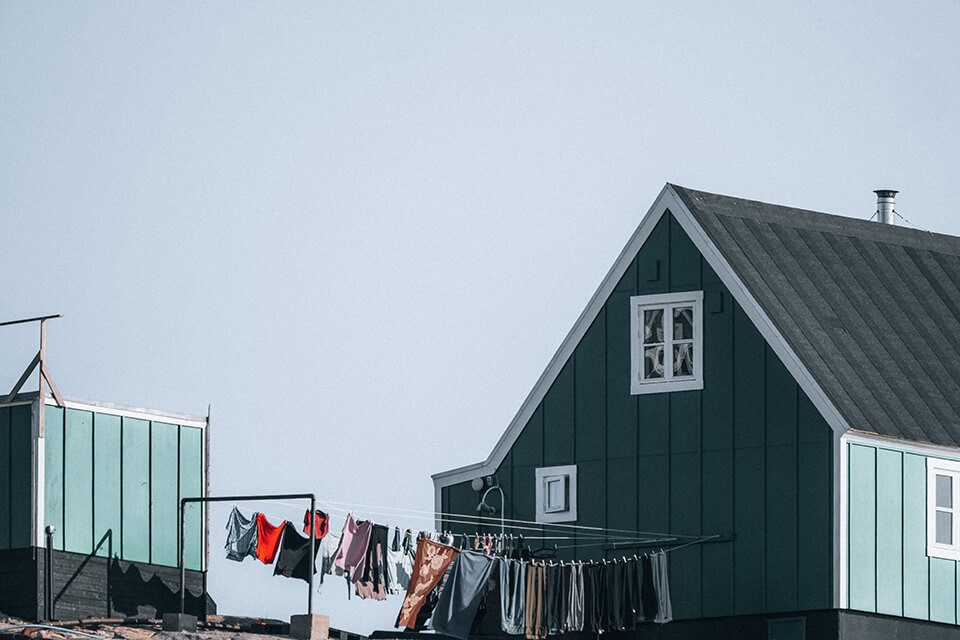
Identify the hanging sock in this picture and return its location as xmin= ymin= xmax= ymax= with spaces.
xmin=303 ymin=509 xmax=329 ymax=540
xmin=224 ymin=506 xmax=258 ymax=562
xmin=255 ymin=513 xmax=286 ymax=564
xmin=395 ymin=538 xmax=458 ymax=630
xmin=431 ymin=551 xmax=498 ymax=640
xmin=274 ymin=521 xmax=321 ymax=582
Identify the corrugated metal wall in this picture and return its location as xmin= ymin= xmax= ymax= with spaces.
xmin=847 ymin=441 xmax=957 ymax=624
xmin=44 ymin=405 xmax=204 ymax=570
xmin=442 ymin=211 xmax=835 ymax=620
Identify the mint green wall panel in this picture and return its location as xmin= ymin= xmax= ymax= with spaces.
xmin=180 ymin=426 xmax=203 ymax=570
xmin=638 ymin=394 xmax=669 ymax=456
xmin=875 ymin=448 xmax=903 ymax=616
xmin=930 ymin=557 xmax=956 ymax=623
xmin=44 ymin=405 xmax=64 ymax=550
xmin=93 ymin=413 xmax=122 ymax=557
xmin=512 ymin=407 xmax=542 ymax=468
xmin=902 ymin=453 xmax=929 ymax=619
xmin=0 ymin=407 xmax=11 ymax=548
xmin=122 ymin=417 xmax=150 ymax=562
xmin=151 ymin=421 xmax=179 ymax=566
xmin=848 ymin=443 xmax=877 ymax=612
xmin=64 ymin=409 xmax=94 ymax=553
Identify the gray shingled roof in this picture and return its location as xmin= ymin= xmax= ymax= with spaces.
xmin=673 ymin=184 xmax=960 ymax=447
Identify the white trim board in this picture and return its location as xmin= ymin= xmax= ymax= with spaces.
xmin=42 ymin=395 xmax=208 ymax=428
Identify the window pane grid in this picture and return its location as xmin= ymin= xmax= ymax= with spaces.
xmin=638 ymin=303 xmax=696 ymax=383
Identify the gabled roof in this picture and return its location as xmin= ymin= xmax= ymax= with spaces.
xmin=434 ymin=183 xmax=960 ymax=492
xmin=675 ymin=185 xmax=960 ymax=447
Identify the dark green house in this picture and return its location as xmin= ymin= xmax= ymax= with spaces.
xmin=0 ymin=391 xmax=209 ymax=620
xmin=434 ymin=185 xmax=960 ymax=639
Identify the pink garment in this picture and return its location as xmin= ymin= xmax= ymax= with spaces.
xmin=334 ymin=514 xmax=358 ymax=572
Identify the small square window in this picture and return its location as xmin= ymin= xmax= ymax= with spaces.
xmin=535 ymin=465 xmax=577 ymax=523
xmin=543 ymin=476 xmax=568 ymax=513
xmin=630 ymin=292 xmax=704 ymax=395
xmin=927 ymin=458 xmax=960 ymax=560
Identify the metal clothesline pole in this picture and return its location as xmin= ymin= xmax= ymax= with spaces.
xmin=179 ymin=493 xmax=317 ymax=617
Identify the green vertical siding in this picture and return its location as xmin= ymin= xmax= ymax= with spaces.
xmin=64 ymin=409 xmax=94 ymax=553
xmin=150 ymin=422 xmax=179 ymax=566
xmin=441 ymin=210 xmax=835 ymax=620
xmin=93 ymin=413 xmax=122 ymax=557
xmin=44 ymin=405 xmax=65 ymax=549
xmin=0 ymin=405 xmax=31 ymax=549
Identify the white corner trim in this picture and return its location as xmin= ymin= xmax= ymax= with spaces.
xmin=837 ymin=431 xmax=848 ymax=609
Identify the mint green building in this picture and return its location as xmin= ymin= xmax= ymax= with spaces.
xmin=0 ymin=391 xmax=208 ymax=620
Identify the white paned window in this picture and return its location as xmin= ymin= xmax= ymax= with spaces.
xmin=927 ymin=458 xmax=960 ymax=560
xmin=535 ymin=465 xmax=577 ymax=523
xmin=630 ymin=291 xmax=704 ymax=395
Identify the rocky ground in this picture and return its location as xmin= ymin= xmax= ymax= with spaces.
xmin=0 ymin=615 xmax=307 ymax=640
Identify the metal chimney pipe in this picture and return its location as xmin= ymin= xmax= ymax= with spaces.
xmin=875 ymin=189 xmax=898 ymax=224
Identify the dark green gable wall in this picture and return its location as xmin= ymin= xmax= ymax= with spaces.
xmin=441 ymin=212 xmax=834 ymax=620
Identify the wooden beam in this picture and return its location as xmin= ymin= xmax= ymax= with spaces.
xmin=4 ymin=351 xmax=40 ymax=404
xmin=41 ymin=368 xmax=64 ymax=408
xmin=0 ymin=313 xmax=62 ymax=328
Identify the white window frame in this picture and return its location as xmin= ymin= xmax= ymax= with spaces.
xmin=535 ymin=465 xmax=577 ymax=523
xmin=927 ymin=458 xmax=960 ymax=561
xmin=630 ymin=291 xmax=704 ymax=395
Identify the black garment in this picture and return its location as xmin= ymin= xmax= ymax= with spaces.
xmin=581 ymin=563 xmax=604 ymax=633
xmin=273 ymin=522 xmax=320 ymax=583
xmin=604 ymin=561 xmax=623 ymax=631
xmin=545 ymin=563 xmax=565 ymax=635
xmin=431 ymin=551 xmax=498 ymax=640
xmin=620 ymin=557 xmax=640 ymax=630
xmin=355 ymin=523 xmax=390 ymax=598
xmin=640 ymin=555 xmax=658 ymax=621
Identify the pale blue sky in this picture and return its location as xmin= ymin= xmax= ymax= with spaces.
xmin=2 ymin=1 xmax=959 ymax=632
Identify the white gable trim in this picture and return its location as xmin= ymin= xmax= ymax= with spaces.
xmin=431 ymin=183 xmax=677 ymax=491
xmin=432 ymin=185 xmax=853 ymax=565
